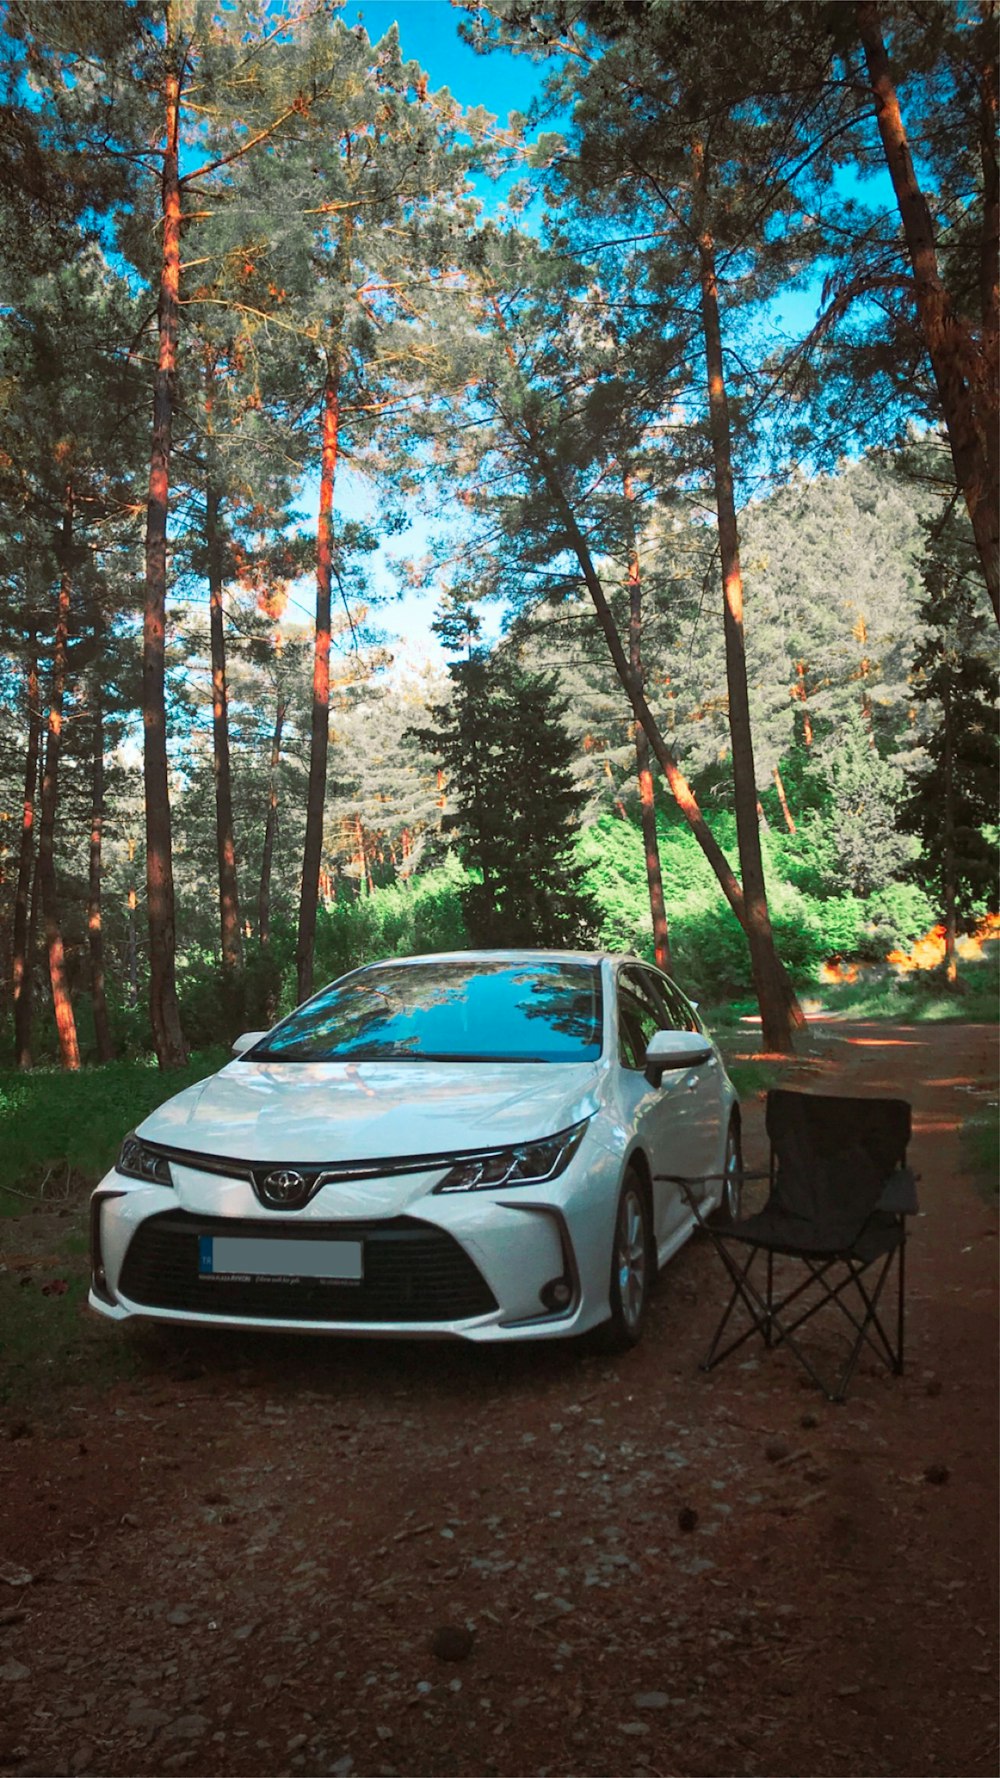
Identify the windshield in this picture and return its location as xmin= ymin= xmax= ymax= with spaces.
xmin=248 ymin=959 xmax=604 ymax=1064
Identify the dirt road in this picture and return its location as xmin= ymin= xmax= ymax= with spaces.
xmin=1 ymin=1020 xmax=996 ymax=1778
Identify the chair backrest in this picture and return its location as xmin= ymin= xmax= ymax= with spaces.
xmin=764 ymin=1089 xmax=911 ymax=1242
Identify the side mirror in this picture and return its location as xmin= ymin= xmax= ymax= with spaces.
xmin=231 ymin=1030 xmax=267 ymax=1058
xmin=644 ymin=1029 xmax=713 ymax=1088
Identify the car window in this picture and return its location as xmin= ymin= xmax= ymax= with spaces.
xmin=617 ymin=993 xmax=648 ymax=1070
xmin=640 ymin=967 xmax=699 ymax=1033
xmin=640 ymin=974 xmax=697 ymax=1038
xmin=249 ymin=959 xmax=603 ymax=1064
xmin=618 ymin=967 xmax=666 ymax=1071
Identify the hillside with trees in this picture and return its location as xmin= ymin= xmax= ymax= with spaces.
xmin=0 ymin=0 xmax=996 ymax=1070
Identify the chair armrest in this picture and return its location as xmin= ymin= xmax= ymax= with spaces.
xmin=876 ymin=1166 xmax=919 ymax=1216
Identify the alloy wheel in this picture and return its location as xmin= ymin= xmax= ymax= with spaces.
xmin=723 ymin=1119 xmax=744 ymax=1221
xmin=615 ymin=1182 xmax=647 ymax=1336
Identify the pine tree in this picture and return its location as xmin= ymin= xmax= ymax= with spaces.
xmin=413 ymin=606 xmax=596 ymax=947
xmin=900 ymin=535 xmax=998 ymax=979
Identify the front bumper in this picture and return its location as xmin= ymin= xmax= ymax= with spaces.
xmin=88 ymin=1156 xmax=610 ymax=1342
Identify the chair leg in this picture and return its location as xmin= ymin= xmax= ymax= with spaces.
xmin=765 ymin=1250 xmax=774 ymax=1348
xmin=769 ymin=1251 xmax=900 ymax=1382
xmin=712 ymin=1246 xmax=906 ymax=1403
xmin=702 ymin=1248 xmax=764 ymax=1370
xmin=896 ymin=1233 xmax=906 ymax=1375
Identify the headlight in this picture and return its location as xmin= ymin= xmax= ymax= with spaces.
xmin=434 ymin=1120 xmax=589 ymax=1194
xmin=117 ymin=1133 xmax=174 ymax=1187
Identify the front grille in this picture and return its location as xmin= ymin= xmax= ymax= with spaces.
xmin=118 ymin=1211 xmax=497 ymax=1323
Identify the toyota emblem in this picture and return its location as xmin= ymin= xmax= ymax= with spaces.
xmin=258 ymin=1167 xmax=310 ymax=1208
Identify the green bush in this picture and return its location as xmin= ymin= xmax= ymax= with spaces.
xmin=0 ymin=1049 xmax=227 ymax=1200
xmin=178 ymin=942 xmax=290 ymax=1048
xmin=312 ymin=862 xmax=468 ymax=986
xmin=666 ymin=904 xmax=752 ymax=1001
xmin=856 ymin=883 xmax=937 ymax=959
xmin=578 ymin=808 xmax=944 ymax=994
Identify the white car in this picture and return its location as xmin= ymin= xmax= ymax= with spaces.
xmin=89 ymin=951 xmax=741 ymax=1349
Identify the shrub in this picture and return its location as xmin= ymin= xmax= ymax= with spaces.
xmin=312 ymin=862 xmax=468 ymax=986
xmin=178 ymin=944 xmax=289 ymax=1048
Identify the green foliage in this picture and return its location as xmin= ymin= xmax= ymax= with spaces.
xmin=174 ymin=866 xmax=472 ymax=1043
xmin=574 ymin=803 xmax=946 ymax=1004
xmin=0 ymin=3 xmax=996 ymax=1074
xmin=815 ymin=949 xmax=999 ymax=1024
xmin=178 ymin=945 xmax=290 ymax=1049
xmin=852 ymin=883 xmax=938 ymax=961
xmin=413 ymin=623 xmax=597 ymax=947
xmin=900 ymin=544 xmax=999 ymax=921
xmin=0 ymin=1051 xmax=227 ymax=1202
xmin=312 ymin=862 xmax=469 ymax=987
xmin=813 ymin=710 xmax=919 ymax=897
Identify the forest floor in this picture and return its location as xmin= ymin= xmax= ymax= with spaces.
xmin=0 ymin=1019 xmax=996 ymax=1778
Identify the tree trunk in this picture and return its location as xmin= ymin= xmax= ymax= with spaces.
xmin=37 ymin=489 xmax=81 ymax=1070
xmin=12 ymin=640 xmax=41 ymax=1068
xmin=488 ymin=292 xmax=805 ymax=1031
xmin=793 ymin=660 xmax=814 ymax=746
xmin=258 ymin=695 xmax=286 ymax=949
xmin=553 ymin=480 xmax=801 ymax=1029
xmin=296 ymin=356 xmax=340 ymax=1005
xmin=206 ymin=483 xmax=243 ymax=971
xmin=547 ymin=474 xmax=772 ymax=939
xmin=773 ymin=765 xmax=796 ymax=835
xmin=142 ymin=53 xmax=187 ymax=1065
xmin=126 ymin=837 xmax=139 ymax=1009
xmin=25 ymin=823 xmax=41 ymax=1060
xmin=979 ymin=7 xmax=999 ymax=583
xmin=693 ymin=142 xmax=795 ymax=1053
xmin=87 ymin=667 xmax=115 ymax=1063
xmin=625 ymin=472 xmax=670 ymax=972
xmin=942 ymin=672 xmax=958 ymax=984
xmin=857 ymin=0 xmax=1000 ymax=620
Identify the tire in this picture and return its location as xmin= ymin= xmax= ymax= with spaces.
xmin=604 ymin=1167 xmax=652 ymax=1351
xmin=716 ymin=1115 xmax=744 ymax=1224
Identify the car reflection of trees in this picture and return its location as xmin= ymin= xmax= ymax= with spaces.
xmin=515 ymin=973 xmax=602 ymax=1050
xmin=260 ymin=962 xmax=602 ymax=1062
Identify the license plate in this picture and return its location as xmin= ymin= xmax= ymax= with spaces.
xmin=198 ymin=1236 xmax=363 ymax=1283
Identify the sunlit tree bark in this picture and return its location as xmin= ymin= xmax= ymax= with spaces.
xmin=11 ymin=637 xmax=41 ymax=1068
xmin=856 ymin=0 xmax=1000 ymax=620
xmin=625 ymin=472 xmax=670 ymax=972
xmin=296 ymin=355 xmax=340 ymax=1005
xmin=258 ymin=694 xmax=286 ymax=950
xmin=693 ymin=138 xmax=793 ymax=1053
xmin=142 ymin=51 xmax=187 ymax=1066
xmin=206 ymin=482 xmax=243 ymax=971
xmin=37 ymin=485 xmax=80 ymax=1070
xmin=87 ymin=663 xmax=114 ymax=1063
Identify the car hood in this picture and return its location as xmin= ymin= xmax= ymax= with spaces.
xmin=139 ymin=1057 xmax=605 ymax=1165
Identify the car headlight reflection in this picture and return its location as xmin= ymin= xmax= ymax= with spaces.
xmin=435 ymin=1120 xmax=589 ymax=1194
xmin=117 ymin=1133 xmax=174 ymax=1187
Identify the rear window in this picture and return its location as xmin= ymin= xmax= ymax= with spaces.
xmin=249 ymin=960 xmax=604 ymax=1064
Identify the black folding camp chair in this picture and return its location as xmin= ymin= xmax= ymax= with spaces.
xmin=685 ymin=1089 xmax=918 ymax=1402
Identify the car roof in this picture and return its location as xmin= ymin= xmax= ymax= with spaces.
xmin=356 ymin=949 xmax=632 ymax=969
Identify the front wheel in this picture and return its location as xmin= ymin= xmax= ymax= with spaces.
xmin=716 ymin=1115 xmax=744 ymax=1223
xmin=604 ymin=1168 xmax=651 ymax=1352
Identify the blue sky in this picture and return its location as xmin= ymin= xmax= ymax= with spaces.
xmin=351 ymin=1 xmax=544 ymax=114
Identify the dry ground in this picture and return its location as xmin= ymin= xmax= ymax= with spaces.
xmin=0 ymin=1019 xmax=997 ymax=1778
